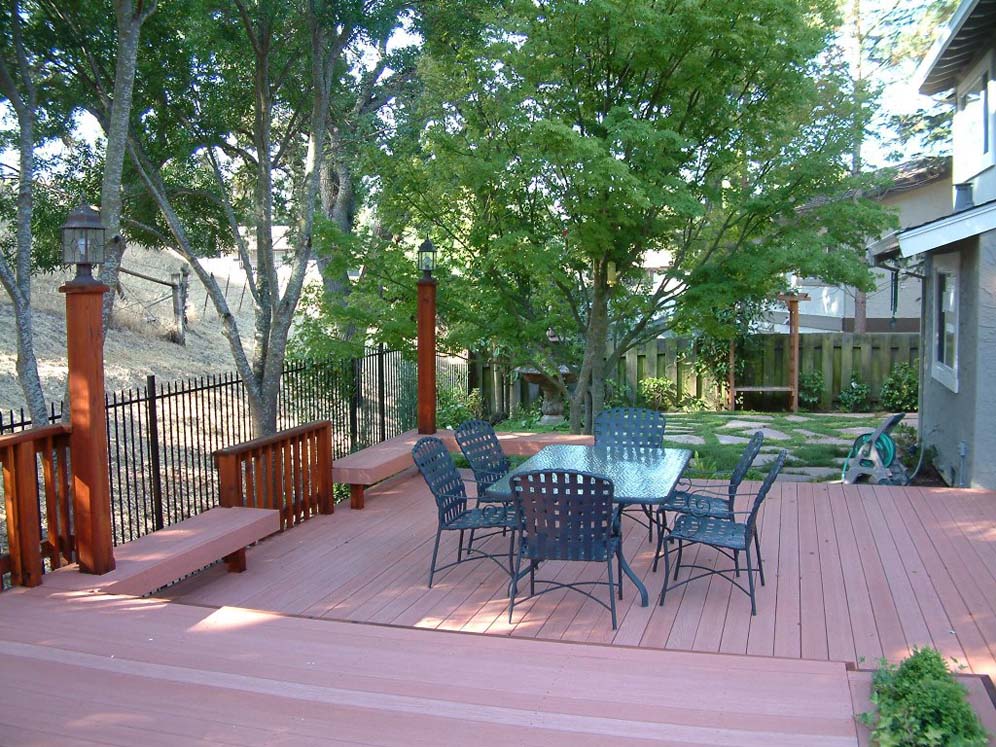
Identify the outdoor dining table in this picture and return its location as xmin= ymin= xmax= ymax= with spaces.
xmin=487 ymin=444 xmax=694 ymax=606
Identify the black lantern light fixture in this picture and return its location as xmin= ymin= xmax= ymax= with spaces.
xmin=61 ymin=204 xmax=106 ymax=282
xmin=418 ymin=237 xmax=436 ymax=278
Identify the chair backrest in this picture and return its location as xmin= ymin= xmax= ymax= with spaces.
xmin=511 ymin=469 xmax=614 ymax=562
xmin=454 ymin=419 xmax=510 ymax=489
xmin=728 ymin=431 xmax=765 ymax=502
xmin=745 ymin=450 xmax=787 ymax=534
xmin=412 ymin=436 xmax=467 ymax=523
xmin=593 ymin=407 xmax=666 ymax=449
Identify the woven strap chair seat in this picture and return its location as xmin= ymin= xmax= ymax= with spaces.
xmin=445 ymin=504 xmax=520 ymax=531
xmin=670 ymin=514 xmax=750 ymax=550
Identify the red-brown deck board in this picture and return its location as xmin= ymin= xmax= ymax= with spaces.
xmin=159 ymin=476 xmax=996 ymax=682
xmin=0 ymin=590 xmax=861 ymax=746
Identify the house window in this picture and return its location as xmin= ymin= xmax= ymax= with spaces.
xmin=932 ymin=255 xmax=958 ymax=393
xmin=953 ymin=55 xmax=994 ymax=181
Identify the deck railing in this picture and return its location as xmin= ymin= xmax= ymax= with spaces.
xmin=214 ymin=421 xmax=333 ymax=531
xmin=0 ymin=424 xmax=74 ymax=588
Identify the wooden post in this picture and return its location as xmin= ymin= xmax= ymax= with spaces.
xmin=778 ymin=292 xmax=810 ymax=413
xmin=60 ymin=279 xmax=115 ymax=574
xmin=417 ymin=275 xmax=437 ymax=434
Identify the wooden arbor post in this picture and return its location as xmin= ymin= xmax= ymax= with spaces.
xmin=417 ymin=270 xmax=437 ymax=435
xmin=60 ymin=277 xmax=116 ymax=574
xmin=777 ymin=292 xmax=810 ymax=413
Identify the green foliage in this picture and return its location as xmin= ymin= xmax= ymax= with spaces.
xmin=371 ymin=0 xmax=893 ymax=424
xmin=838 ymin=376 xmax=872 ymax=412
xmin=504 ymin=401 xmax=543 ymax=430
xmin=799 ymin=370 xmax=825 ymax=411
xmin=863 ymin=648 xmax=988 ymax=747
xmin=436 ymin=386 xmax=483 ymax=429
xmin=880 ymin=363 xmax=919 ymax=412
xmin=639 ymin=377 xmax=678 ymax=411
xmin=604 ymin=379 xmax=634 ymax=409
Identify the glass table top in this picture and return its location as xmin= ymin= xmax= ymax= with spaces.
xmin=487 ymin=444 xmax=693 ymax=506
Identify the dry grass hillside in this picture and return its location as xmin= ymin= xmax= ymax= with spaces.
xmin=0 ymin=245 xmax=264 ymax=415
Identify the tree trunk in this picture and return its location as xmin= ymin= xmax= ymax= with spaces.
xmin=568 ymin=262 xmax=609 ymax=434
xmin=99 ymin=0 xmax=157 ymax=327
xmin=316 ymin=153 xmax=358 ymax=341
xmin=0 ymin=8 xmax=49 ymax=427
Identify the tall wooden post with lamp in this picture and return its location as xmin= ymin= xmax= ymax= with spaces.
xmin=59 ymin=204 xmax=115 ymax=574
xmin=417 ymin=238 xmax=437 ymax=434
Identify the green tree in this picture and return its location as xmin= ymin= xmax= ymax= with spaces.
xmin=373 ymin=0 xmax=892 ymax=432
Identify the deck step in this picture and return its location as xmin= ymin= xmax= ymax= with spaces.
xmin=0 ymin=591 xmax=860 ymax=746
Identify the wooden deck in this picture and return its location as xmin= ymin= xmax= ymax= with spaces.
xmin=0 ymin=589 xmax=862 ymax=746
xmin=162 ymin=474 xmax=996 ymax=680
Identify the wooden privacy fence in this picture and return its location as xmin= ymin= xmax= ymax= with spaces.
xmin=1 ymin=424 xmax=74 ymax=588
xmin=616 ymin=332 xmax=920 ymax=409
xmin=214 ymin=421 xmax=333 ymax=531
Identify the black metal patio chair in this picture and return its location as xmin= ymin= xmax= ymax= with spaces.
xmin=652 ymin=431 xmax=765 ymax=571
xmin=657 ymin=450 xmax=786 ymax=616
xmin=454 ymin=419 xmax=512 ymax=501
xmin=594 ymin=407 xmax=667 ymax=542
xmin=509 ymin=469 xmax=624 ymax=629
xmin=594 ymin=407 xmax=667 ymax=449
xmin=412 ymin=436 xmax=519 ymax=588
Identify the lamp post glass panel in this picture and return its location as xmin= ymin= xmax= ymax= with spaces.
xmin=417 ymin=238 xmax=437 ymax=434
xmin=61 ymin=204 xmax=106 ymax=282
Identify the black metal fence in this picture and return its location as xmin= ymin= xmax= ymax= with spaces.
xmin=1 ymin=349 xmax=467 ymax=547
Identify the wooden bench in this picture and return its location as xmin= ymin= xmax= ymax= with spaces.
xmin=332 ymin=429 xmax=595 ymax=509
xmin=333 ymin=430 xmax=457 ymax=509
xmin=43 ymin=506 xmax=279 ymax=596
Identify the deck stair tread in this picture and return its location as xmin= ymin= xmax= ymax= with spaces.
xmin=0 ymin=590 xmax=860 ymax=746
xmin=41 ymin=506 xmax=279 ymax=596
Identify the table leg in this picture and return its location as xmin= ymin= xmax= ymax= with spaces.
xmin=614 ymin=506 xmax=649 ymax=607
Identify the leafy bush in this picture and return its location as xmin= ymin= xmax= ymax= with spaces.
xmin=639 ymin=377 xmax=679 ymax=411
xmin=880 ymin=363 xmax=919 ymax=412
xmin=505 ymin=401 xmax=542 ymax=429
xmin=604 ymin=378 xmax=634 ymax=408
xmin=436 ymin=386 xmax=483 ymax=429
xmin=838 ymin=376 xmax=871 ymax=412
xmin=862 ymin=647 xmax=988 ymax=747
xmin=799 ymin=370 xmax=825 ymax=410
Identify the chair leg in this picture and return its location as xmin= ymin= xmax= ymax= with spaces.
xmin=508 ymin=549 xmax=523 ymax=622
xmin=606 ymin=555 xmax=618 ymax=630
xmin=673 ymin=540 xmax=684 ymax=581
xmin=529 ymin=561 xmax=536 ymax=597
xmin=745 ymin=544 xmax=757 ymax=616
xmin=458 ymin=529 xmax=465 ymax=562
xmin=659 ymin=539 xmax=671 ymax=606
xmin=643 ymin=504 xmax=654 ymax=543
xmin=507 ymin=529 xmax=516 ymax=581
xmin=734 ymin=550 xmax=740 ymax=577
xmin=428 ymin=528 xmax=442 ymax=588
xmin=617 ymin=545 xmax=624 ymax=600
xmin=754 ymin=528 xmax=765 ymax=586
xmin=653 ymin=512 xmax=666 ymax=573
xmin=467 ymin=528 xmax=476 ymax=553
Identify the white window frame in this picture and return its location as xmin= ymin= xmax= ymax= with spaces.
xmin=953 ymin=52 xmax=995 ymax=183
xmin=932 ymin=253 xmax=959 ymax=393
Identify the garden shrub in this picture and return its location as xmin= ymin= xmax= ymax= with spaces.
xmin=799 ymin=370 xmax=824 ymax=410
xmin=436 ymin=385 xmax=483 ymax=428
xmin=639 ymin=377 xmax=679 ymax=411
xmin=880 ymin=363 xmax=919 ymax=412
xmin=505 ymin=401 xmax=542 ymax=429
xmin=862 ymin=647 xmax=988 ymax=746
xmin=838 ymin=376 xmax=871 ymax=412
